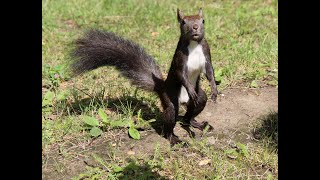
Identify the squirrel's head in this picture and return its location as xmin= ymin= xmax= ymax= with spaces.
xmin=177 ymin=8 xmax=205 ymax=42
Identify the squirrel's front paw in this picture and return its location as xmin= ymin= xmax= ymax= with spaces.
xmin=189 ymin=89 xmax=199 ymax=106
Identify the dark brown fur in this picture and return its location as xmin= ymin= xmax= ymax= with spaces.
xmin=161 ymin=9 xmax=218 ymax=144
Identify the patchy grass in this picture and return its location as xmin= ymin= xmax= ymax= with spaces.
xmin=42 ymin=0 xmax=278 ymax=179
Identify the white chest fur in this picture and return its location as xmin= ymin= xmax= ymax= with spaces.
xmin=179 ymin=41 xmax=206 ymax=104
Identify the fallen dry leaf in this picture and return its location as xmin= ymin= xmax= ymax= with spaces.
xmin=151 ymin=32 xmax=159 ymax=37
xmin=198 ymin=159 xmax=211 ymax=166
xmin=127 ymin=150 xmax=135 ymax=155
xmin=227 ymin=155 xmax=238 ymax=159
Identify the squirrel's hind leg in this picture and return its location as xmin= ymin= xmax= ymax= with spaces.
xmin=183 ymin=88 xmax=214 ymax=132
xmin=161 ymin=100 xmax=183 ymax=146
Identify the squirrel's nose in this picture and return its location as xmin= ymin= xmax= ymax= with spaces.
xmin=193 ymin=24 xmax=199 ymax=30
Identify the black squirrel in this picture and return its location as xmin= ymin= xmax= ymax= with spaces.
xmin=70 ymin=8 xmax=218 ymax=145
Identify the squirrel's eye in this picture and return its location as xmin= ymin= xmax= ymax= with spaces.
xmin=202 ymin=19 xmax=205 ymax=24
xmin=181 ymin=20 xmax=186 ymax=25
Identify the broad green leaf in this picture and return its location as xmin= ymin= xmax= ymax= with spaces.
xmin=215 ymin=68 xmax=223 ymax=83
xmin=250 ymin=80 xmax=258 ymax=88
xmin=128 ymin=127 xmax=140 ymax=140
xmin=112 ymin=165 xmax=123 ymax=173
xmin=83 ymin=116 xmax=99 ymax=127
xmin=43 ymin=91 xmax=54 ymax=101
xmin=98 ymin=108 xmax=108 ymax=123
xmin=42 ymin=99 xmax=52 ymax=107
xmin=90 ymin=127 xmax=103 ymax=137
xmin=215 ymin=68 xmax=223 ymax=76
xmin=215 ymin=75 xmax=222 ymax=83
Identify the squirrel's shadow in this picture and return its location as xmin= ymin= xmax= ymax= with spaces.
xmin=252 ymin=111 xmax=278 ymax=150
xmin=117 ymin=159 xmax=167 ymax=180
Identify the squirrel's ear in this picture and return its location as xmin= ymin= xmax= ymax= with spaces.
xmin=199 ymin=8 xmax=203 ymax=17
xmin=177 ymin=8 xmax=184 ymax=23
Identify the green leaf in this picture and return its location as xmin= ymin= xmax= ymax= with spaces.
xmin=110 ymin=120 xmax=129 ymax=128
xmin=216 ymin=68 xmax=223 ymax=76
xmin=215 ymin=68 xmax=223 ymax=83
xmin=57 ymin=90 xmax=69 ymax=101
xmin=90 ymin=127 xmax=102 ymax=137
xmin=224 ymin=149 xmax=238 ymax=159
xmin=237 ymin=143 xmax=249 ymax=157
xmin=250 ymin=80 xmax=258 ymax=88
xmin=42 ymin=99 xmax=51 ymax=107
xmin=257 ymin=69 xmax=267 ymax=78
xmin=43 ymin=91 xmax=55 ymax=101
xmin=83 ymin=116 xmax=99 ymax=127
xmin=42 ymin=91 xmax=55 ymax=107
xmin=98 ymin=108 xmax=108 ymax=123
xmin=112 ymin=165 xmax=123 ymax=173
xmin=224 ymin=149 xmax=238 ymax=155
xmin=128 ymin=127 xmax=140 ymax=140
xmin=215 ymin=76 xmax=222 ymax=83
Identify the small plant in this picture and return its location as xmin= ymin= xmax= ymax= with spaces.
xmin=43 ymin=64 xmax=69 ymax=89
xmin=72 ymin=166 xmax=106 ymax=180
xmin=147 ymin=143 xmax=164 ymax=169
xmin=98 ymin=108 xmax=130 ymax=129
xmin=214 ymin=68 xmax=224 ymax=84
xmin=42 ymin=91 xmax=55 ymax=107
xmin=42 ymin=89 xmax=70 ymax=115
xmin=236 ymin=142 xmax=249 ymax=158
xmin=133 ymin=109 xmax=156 ymax=129
xmin=82 ymin=109 xmax=127 ymax=137
xmin=42 ymin=90 xmax=70 ymax=107
xmin=115 ymin=100 xmax=156 ymax=139
xmin=225 ymin=142 xmax=249 ymax=159
xmin=83 ymin=108 xmax=150 ymax=139
xmin=83 ymin=115 xmax=103 ymax=137
xmin=128 ymin=109 xmax=157 ymax=140
xmin=250 ymin=80 xmax=258 ymax=88
xmin=128 ymin=123 xmax=140 ymax=140
xmin=42 ymin=90 xmax=55 ymax=115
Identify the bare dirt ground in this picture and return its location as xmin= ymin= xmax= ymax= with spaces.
xmin=42 ymin=86 xmax=278 ymax=179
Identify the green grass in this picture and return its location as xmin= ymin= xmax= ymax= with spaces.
xmin=42 ymin=0 xmax=278 ymax=179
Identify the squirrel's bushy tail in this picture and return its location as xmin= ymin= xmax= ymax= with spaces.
xmin=70 ymin=29 xmax=165 ymax=92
